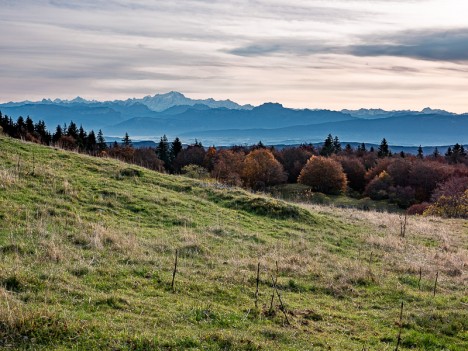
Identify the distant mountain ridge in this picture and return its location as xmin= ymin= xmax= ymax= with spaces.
xmin=1 ymin=91 xmax=253 ymax=112
xmin=1 ymin=92 xmax=467 ymax=146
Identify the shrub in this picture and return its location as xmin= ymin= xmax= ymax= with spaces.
xmin=364 ymin=171 xmax=393 ymax=200
xmin=241 ymin=149 xmax=287 ymax=189
xmin=212 ymin=150 xmax=245 ymax=186
xmin=275 ymin=147 xmax=313 ymax=183
xmin=298 ymin=156 xmax=347 ymax=195
xmin=388 ymin=185 xmax=416 ymax=208
xmin=407 ymin=202 xmax=431 ymax=215
xmin=337 ymin=157 xmax=366 ymax=192
xmin=409 ymin=160 xmax=451 ymax=201
xmin=181 ymin=164 xmax=210 ymax=179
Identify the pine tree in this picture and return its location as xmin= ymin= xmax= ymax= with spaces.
xmin=86 ymin=130 xmax=97 ymax=152
xmin=320 ymin=134 xmax=335 ymax=156
xmin=417 ymin=145 xmax=424 ymax=159
xmin=25 ymin=116 xmax=35 ymax=134
xmin=97 ymin=129 xmax=107 ymax=151
xmin=122 ymin=132 xmax=132 ymax=147
xmin=156 ymin=135 xmax=171 ymax=170
xmin=170 ymin=137 xmax=183 ymax=161
xmin=53 ymin=125 xmax=63 ymax=144
xmin=432 ymin=147 xmax=440 ymax=158
xmin=445 ymin=146 xmax=452 ymax=157
xmin=333 ymin=136 xmax=342 ymax=153
xmin=377 ymin=138 xmax=390 ymax=158
xmin=77 ymin=125 xmax=87 ymax=150
xmin=67 ymin=121 xmax=78 ymax=139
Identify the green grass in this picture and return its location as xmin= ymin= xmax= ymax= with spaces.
xmin=269 ymin=183 xmax=403 ymax=212
xmin=0 ymin=135 xmax=467 ymax=350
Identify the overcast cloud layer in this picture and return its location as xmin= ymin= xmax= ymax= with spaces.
xmin=1 ymin=0 xmax=468 ymax=112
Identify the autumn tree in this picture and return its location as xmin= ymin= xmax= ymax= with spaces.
xmin=173 ymin=143 xmax=206 ymax=172
xmin=242 ymin=149 xmax=286 ymax=189
xmin=212 ymin=149 xmax=245 ymax=186
xmin=274 ymin=147 xmax=313 ymax=183
xmin=409 ymin=160 xmax=451 ymax=201
xmin=336 ymin=156 xmax=366 ymax=192
xmin=298 ymin=156 xmax=347 ymax=195
xmin=365 ymin=171 xmax=393 ymax=200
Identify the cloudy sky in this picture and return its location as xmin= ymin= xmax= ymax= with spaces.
xmin=2 ymin=0 xmax=468 ymax=112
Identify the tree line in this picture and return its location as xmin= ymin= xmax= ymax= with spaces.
xmin=1 ymin=112 xmax=466 ymax=218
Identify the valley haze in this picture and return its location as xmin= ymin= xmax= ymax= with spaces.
xmin=1 ymin=92 xmax=467 ymax=147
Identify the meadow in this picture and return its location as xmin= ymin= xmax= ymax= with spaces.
xmin=0 ymin=135 xmax=466 ymax=350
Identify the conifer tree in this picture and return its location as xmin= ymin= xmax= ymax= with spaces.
xmin=97 ymin=129 xmax=107 ymax=151
xmin=156 ymin=135 xmax=171 ymax=170
xmin=417 ymin=145 xmax=424 ymax=159
xmin=122 ymin=132 xmax=132 ymax=147
xmin=53 ymin=125 xmax=63 ymax=144
xmin=320 ymin=134 xmax=335 ymax=156
xmin=170 ymin=137 xmax=183 ymax=161
xmin=378 ymin=138 xmax=389 ymax=158
xmin=333 ymin=136 xmax=342 ymax=153
xmin=67 ymin=121 xmax=78 ymax=139
xmin=87 ymin=130 xmax=97 ymax=151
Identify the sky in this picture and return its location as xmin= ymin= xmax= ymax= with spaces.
xmin=1 ymin=0 xmax=468 ymax=112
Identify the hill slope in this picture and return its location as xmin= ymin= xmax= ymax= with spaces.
xmin=0 ymin=135 xmax=467 ymax=350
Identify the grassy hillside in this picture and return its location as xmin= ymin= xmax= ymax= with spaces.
xmin=0 ymin=135 xmax=467 ymax=350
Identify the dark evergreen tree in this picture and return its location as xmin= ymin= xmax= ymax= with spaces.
xmin=399 ymin=151 xmax=405 ymax=158
xmin=333 ymin=136 xmax=342 ymax=153
xmin=320 ymin=134 xmax=335 ymax=156
xmin=417 ymin=145 xmax=424 ymax=159
xmin=432 ymin=147 xmax=440 ymax=158
xmin=86 ymin=130 xmax=97 ymax=152
xmin=170 ymin=137 xmax=183 ymax=162
xmin=97 ymin=129 xmax=107 ymax=151
xmin=156 ymin=135 xmax=171 ymax=170
xmin=53 ymin=125 xmax=63 ymax=144
xmin=67 ymin=121 xmax=78 ymax=139
xmin=122 ymin=132 xmax=132 ymax=147
xmin=377 ymin=138 xmax=389 ymax=158
xmin=25 ymin=116 xmax=35 ymax=134
xmin=445 ymin=146 xmax=452 ymax=157
xmin=77 ymin=125 xmax=87 ymax=150
xmin=15 ymin=116 xmax=26 ymax=138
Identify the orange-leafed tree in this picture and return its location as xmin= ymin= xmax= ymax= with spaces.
xmin=298 ymin=156 xmax=347 ymax=194
xmin=212 ymin=149 xmax=245 ymax=186
xmin=242 ymin=149 xmax=286 ymax=189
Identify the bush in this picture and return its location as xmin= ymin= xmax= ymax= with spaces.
xmin=242 ymin=149 xmax=287 ymax=189
xmin=337 ymin=157 xmax=366 ymax=192
xmin=298 ymin=156 xmax=347 ymax=195
xmin=388 ymin=185 xmax=416 ymax=208
xmin=364 ymin=171 xmax=393 ymax=200
xmin=212 ymin=150 xmax=245 ymax=186
xmin=424 ymin=189 xmax=468 ymax=218
xmin=181 ymin=164 xmax=210 ymax=179
xmin=407 ymin=202 xmax=431 ymax=215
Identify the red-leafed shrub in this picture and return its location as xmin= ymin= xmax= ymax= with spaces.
xmin=242 ymin=149 xmax=287 ymax=189
xmin=298 ymin=156 xmax=347 ymax=195
xmin=365 ymin=171 xmax=393 ymax=200
xmin=337 ymin=157 xmax=366 ymax=192
xmin=407 ymin=202 xmax=431 ymax=215
xmin=212 ymin=150 xmax=245 ymax=186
